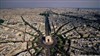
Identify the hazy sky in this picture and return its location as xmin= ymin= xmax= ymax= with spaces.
xmin=0 ymin=0 xmax=100 ymax=8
